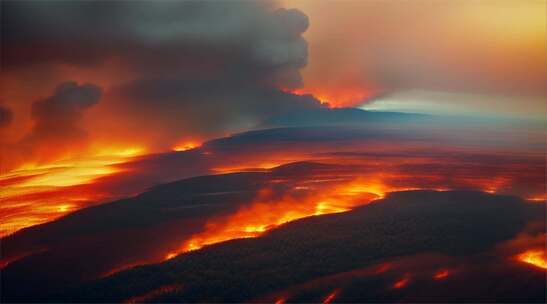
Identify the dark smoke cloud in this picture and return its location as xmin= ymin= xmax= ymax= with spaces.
xmin=0 ymin=105 xmax=13 ymax=128
xmin=23 ymin=81 xmax=102 ymax=145
xmin=1 ymin=1 xmax=309 ymax=89
xmin=2 ymin=1 xmax=319 ymax=143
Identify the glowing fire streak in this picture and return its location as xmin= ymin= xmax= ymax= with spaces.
xmin=165 ymin=180 xmax=384 ymax=259
xmin=392 ymin=275 xmax=410 ymax=289
xmin=433 ymin=269 xmax=450 ymax=280
xmin=517 ymin=249 xmax=547 ymax=270
xmin=322 ymin=290 xmax=340 ymax=304
xmin=173 ymin=141 xmax=201 ymax=152
xmin=374 ymin=263 xmax=391 ymax=274
xmin=0 ymin=146 xmax=145 ymax=237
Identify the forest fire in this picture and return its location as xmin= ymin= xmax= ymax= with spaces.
xmin=517 ymin=249 xmax=547 ymax=270
xmin=165 ymin=179 xmax=384 ymax=259
xmin=0 ymin=147 xmax=145 ymax=237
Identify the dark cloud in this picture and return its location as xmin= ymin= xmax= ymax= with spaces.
xmin=2 ymin=1 xmax=319 ymax=143
xmin=0 ymin=105 xmax=13 ymax=128
xmin=23 ymin=81 xmax=101 ymax=145
xmin=1 ymin=1 xmax=308 ymax=88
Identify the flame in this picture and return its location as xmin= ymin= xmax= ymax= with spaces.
xmin=0 ymin=146 xmax=146 ymax=237
xmin=517 ymin=249 xmax=547 ymax=270
xmin=433 ymin=269 xmax=450 ymax=280
xmin=173 ymin=141 xmax=201 ymax=152
xmin=165 ymin=180 xmax=383 ymax=257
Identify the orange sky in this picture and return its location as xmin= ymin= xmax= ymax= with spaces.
xmin=287 ymin=0 xmax=546 ymax=112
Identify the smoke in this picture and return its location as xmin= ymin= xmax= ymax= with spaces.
xmin=0 ymin=81 xmax=102 ymax=169
xmin=0 ymin=105 xmax=13 ymax=128
xmin=22 ymin=81 xmax=101 ymax=145
xmin=2 ymin=1 xmax=323 ymax=149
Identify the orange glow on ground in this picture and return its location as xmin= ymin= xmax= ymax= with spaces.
xmin=517 ymin=249 xmax=547 ymax=270
xmin=433 ymin=269 xmax=450 ymax=280
xmin=165 ymin=180 xmax=384 ymax=258
xmin=0 ymin=146 xmax=145 ymax=237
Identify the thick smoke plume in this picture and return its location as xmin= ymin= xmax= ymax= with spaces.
xmin=2 ymin=1 xmax=322 ymax=149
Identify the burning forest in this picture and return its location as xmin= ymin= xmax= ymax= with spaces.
xmin=1 ymin=1 xmax=545 ymax=303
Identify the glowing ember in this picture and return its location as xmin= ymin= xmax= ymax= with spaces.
xmin=517 ymin=249 xmax=547 ymax=270
xmin=374 ymin=263 xmax=391 ymax=274
xmin=322 ymin=290 xmax=340 ymax=304
xmin=433 ymin=269 xmax=450 ymax=280
xmin=392 ymin=275 xmax=410 ymax=289
xmin=274 ymin=297 xmax=286 ymax=304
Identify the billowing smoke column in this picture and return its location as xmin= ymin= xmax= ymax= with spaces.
xmin=2 ymin=1 xmax=323 ymax=151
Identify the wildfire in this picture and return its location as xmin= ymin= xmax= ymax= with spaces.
xmin=0 ymin=146 xmax=145 ymax=237
xmin=165 ymin=180 xmax=383 ymax=258
xmin=517 ymin=249 xmax=547 ymax=270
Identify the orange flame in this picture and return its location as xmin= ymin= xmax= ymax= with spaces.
xmin=165 ymin=180 xmax=384 ymax=258
xmin=172 ymin=140 xmax=201 ymax=152
xmin=517 ymin=249 xmax=547 ymax=270
xmin=0 ymin=146 xmax=145 ymax=237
